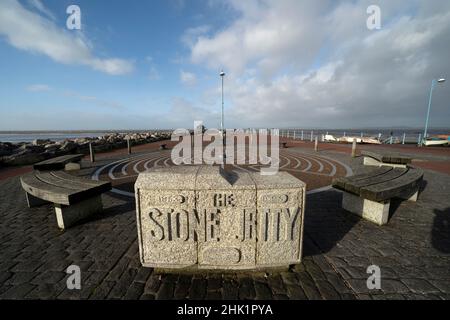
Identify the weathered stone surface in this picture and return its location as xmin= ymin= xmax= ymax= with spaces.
xmin=135 ymin=166 xmax=199 ymax=268
xmin=196 ymin=166 xmax=257 ymax=269
xmin=134 ymin=165 xmax=306 ymax=270
xmin=251 ymin=172 xmax=305 ymax=267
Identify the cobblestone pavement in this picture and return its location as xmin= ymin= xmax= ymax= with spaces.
xmin=0 ymin=150 xmax=449 ymax=300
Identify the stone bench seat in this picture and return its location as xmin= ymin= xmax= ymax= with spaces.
xmin=21 ymin=171 xmax=111 ymax=229
xmin=361 ymin=150 xmax=412 ymax=168
xmin=332 ymin=166 xmax=423 ymax=225
xmin=33 ymin=154 xmax=84 ymax=171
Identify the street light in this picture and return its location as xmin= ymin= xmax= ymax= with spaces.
xmin=220 ymin=70 xmax=226 ymax=165
xmin=422 ymin=78 xmax=445 ymax=146
xmin=220 ymin=70 xmax=225 ymax=134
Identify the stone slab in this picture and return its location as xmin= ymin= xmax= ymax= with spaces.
xmin=134 ymin=165 xmax=306 ymax=270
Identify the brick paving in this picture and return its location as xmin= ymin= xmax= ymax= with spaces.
xmin=0 ymin=149 xmax=449 ymax=300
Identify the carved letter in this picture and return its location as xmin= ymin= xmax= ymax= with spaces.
xmin=148 ymin=208 xmax=165 ymax=241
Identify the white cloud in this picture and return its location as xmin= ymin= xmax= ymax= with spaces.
xmin=180 ymin=70 xmax=197 ymax=86
xmin=184 ymin=0 xmax=450 ymax=128
xmin=182 ymin=25 xmax=211 ymax=46
xmin=26 ymin=84 xmax=52 ymax=92
xmin=0 ymin=0 xmax=134 ymax=75
xmin=28 ymin=0 xmax=56 ymax=21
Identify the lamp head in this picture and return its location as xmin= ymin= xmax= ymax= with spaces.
xmin=220 ymin=70 xmax=225 ymax=77
xmin=438 ymin=78 xmax=446 ymax=83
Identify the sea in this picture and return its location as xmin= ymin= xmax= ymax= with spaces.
xmin=0 ymin=128 xmax=449 ymax=143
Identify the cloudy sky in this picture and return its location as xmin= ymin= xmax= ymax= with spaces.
xmin=0 ymin=0 xmax=449 ymax=130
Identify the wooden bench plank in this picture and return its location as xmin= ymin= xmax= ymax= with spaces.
xmin=21 ymin=173 xmax=73 ymax=205
xmin=34 ymin=154 xmax=84 ymax=170
xmin=360 ymin=168 xmax=423 ymax=202
xmin=21 ymin=171 xmax=111 ymax=205
xmin=36 ymin=172 xmax=86 ymax=191
xmin=344 ymin=168 xmax=407 ymax=195
xmin=50 ymin=171 xmax=109 ymax=188
xmin=332 ymin=167 xmax=392 ymax=190
xmin=361 ymin=150 xmax=411 ymax=164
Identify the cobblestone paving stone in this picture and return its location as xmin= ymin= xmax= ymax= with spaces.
xmin=0 ymin=151 xmax=449 ymax=300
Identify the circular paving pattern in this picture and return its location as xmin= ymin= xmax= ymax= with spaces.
xmin=92 ymin=149 xmax=352 ymax=198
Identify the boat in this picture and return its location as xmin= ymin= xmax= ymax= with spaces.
xmin=436 ymin=134 xmax=450 ymax=141
xmin=423 ymin=137 xmax=449 ymax=146
xmin=337 ymin=136 xmax=381 ymax=144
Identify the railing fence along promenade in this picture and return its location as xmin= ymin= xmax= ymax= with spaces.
xmin=270 ymin=129 xmax=444 ymax=146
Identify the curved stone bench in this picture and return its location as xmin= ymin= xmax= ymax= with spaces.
xmin=21 ymin=171 xmax=111 ymax=229
xmin=361 ymin=150 xmax=412 ymax=168
xmin=332 ymin=166 xmax=423 ymax=225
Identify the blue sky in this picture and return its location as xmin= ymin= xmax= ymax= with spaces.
xmin=1 ymin=0 xmax=450 ymax=130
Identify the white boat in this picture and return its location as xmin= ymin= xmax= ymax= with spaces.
xmin=338 ymin=136 xmax=362 ymax=143
xmin=324 ymin=134 xmax=337 ymax=142
xmin=423 ymin=138 xmax=449 ymax=146
xmin=337 ymin=136 xmax=381 ymax=144
xmin=361 ymin=137 xmax=382 ymax=144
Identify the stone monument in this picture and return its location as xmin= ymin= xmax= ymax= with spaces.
xmin=135 ymin=165 xmax=306 ymax=270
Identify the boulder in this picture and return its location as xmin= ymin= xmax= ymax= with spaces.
xmin=32 ymin=139 xmax=51 ymax=146
xmin=2 ymin=151 xmax=47 ymax=166
xmin=60 ymin=141 xmax=78 ymax=152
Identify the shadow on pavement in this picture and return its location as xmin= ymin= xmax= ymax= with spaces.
xmin=303 ymin=190 xmax=360 ymax=256
xmin=432 ymin=207 xmax=450 ymax=253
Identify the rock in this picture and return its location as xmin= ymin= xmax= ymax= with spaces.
xmin=2 ymin=151 xmax=47 ymax=166
xmin=60 ymin=141 xmax=77 ymax=152
xmin=32 ymin=139 xmax=51 ymax=146
xmin=44 ymin=143 xmax=60 ymax=152
xmin=0 ymin=142 xmax=14 ymax=156
xmin=135 ymin=165 xmax=306 ymax=270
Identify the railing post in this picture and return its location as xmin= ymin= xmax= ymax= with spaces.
xmin=301 ymin=130 xmax=304 ymax=140
xmin=310 ymin=130 xmax=313 ymax=142
xmin=418 ymin=133 xmax=422 ymax=146
xmin=402 ymin=133 xmax=406 ymax=145
xmin=314 ymin=136 xmax=319 ymax=152
xmin=351 ymin=138 xmax=357 ymax=158
xmin=127 ymin=138 xmax=132 ymax=154
xmin=89 ymin=143 xmax=95 ymax=163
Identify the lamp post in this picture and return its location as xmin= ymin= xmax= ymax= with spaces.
xmin=220 ymin=70 xmax=226 ymax=164
xmin=422 ymin=78 xmax=445 ymax=145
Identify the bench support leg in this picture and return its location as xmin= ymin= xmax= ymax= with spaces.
xmin=54 ymin=195 xmax=103 ymax=230
xmin=342 ymin=192 xmax=390 ymax=225
xmin=398 ymin=189 xmax=419 ymax=202
xmin=26 ymin=192 xmax=50 ymax=208
xmin=64 ymin=162 xmax=81 ymax=171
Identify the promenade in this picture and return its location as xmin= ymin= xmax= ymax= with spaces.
xmin=0 ymin=140 xmax=449 ymax=299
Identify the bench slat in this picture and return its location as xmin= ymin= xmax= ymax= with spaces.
xmin=50 ymin=171 xmax=109 ymax=187
xmin=360 ymin=168 xmax=424 ymax=202
xmin=34 ymin=154 xmax=84 ymax=170
xmin=344 ymin=168 xmax=407 ymax=195
xmin=361 ymin=150 xmax=411 ymax=164
xmin=21 ymin=173 xmax=73 ymax=205
xmin=36 ymin=172 xmax=94 ymax=191
xmin=21 ymin=171 xmax=111 ymax=205
xmin=332 ymin=167 xmax=392 ymax=190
